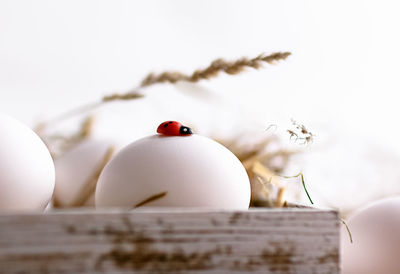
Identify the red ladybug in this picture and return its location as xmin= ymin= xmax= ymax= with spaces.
xmin=157 ymin=121 xmax=193 ymax=136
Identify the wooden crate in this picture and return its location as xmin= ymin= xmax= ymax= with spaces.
xmin=0 ymin=207 xmax=339 ymax=274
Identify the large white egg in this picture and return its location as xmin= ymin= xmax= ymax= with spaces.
xmin=54 ymin=140 xmax=115 ymax=207
xmin=95 ymin=134 xmax=250 ymax=209
xmin=0 ymin=114 xmax=55 ymax=211
xmin=341 ymin=196 xmax=400 ymax=274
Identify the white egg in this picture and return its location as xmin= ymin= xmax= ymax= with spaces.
xmin=341 ymin=196 xmax=400 ymax=274
xmin=95 ymin=134 xmax=250 ymax=209
xmin=54 ymin=140 xmax=115 ymax=207
xmin=0 ymin=114 xmax=55 ymax=211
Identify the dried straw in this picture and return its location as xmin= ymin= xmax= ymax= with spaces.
xmin=140 ymin=52 xmax=291 ymax=87
xmin=94 ymin=52 xmax=291 ymax=106
xmin=39 ymin=115 xmax=95 ymax=158
xmin=341 ymin=218 xmax=353 ymax=243
xmin=133 ymin=192 xmax=168 ymax=208
xmin=216 ymin=135 xmax=296 ymax=207
xmin=102 ymin=92 xmax=145 ymax=103
xmin=275 ymin=187 xmax=286 ymax=207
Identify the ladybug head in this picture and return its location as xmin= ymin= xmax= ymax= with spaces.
xmin=179 ymin=126 xmax=193 ymax=135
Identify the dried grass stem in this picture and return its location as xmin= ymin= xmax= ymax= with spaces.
xmin=134 ymin=192 xmax=168 ymax=208
xmin=141 ymin=52 xmax=291 ymax=87
xmin=40 ymin=51 xmax=291 ymax=128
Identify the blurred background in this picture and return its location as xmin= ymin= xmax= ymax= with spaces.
xmin=1 ymin=0 xmax=400 ymax=213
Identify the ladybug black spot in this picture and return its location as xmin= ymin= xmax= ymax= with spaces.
xmin=163 ymin=123 xmax=169 ymax=128
xmin=169 ymin=121 xmax=173 ymax=124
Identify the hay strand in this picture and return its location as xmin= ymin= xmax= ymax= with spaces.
xmin=341 ymin=218 xmax=353 ymax=243
xmin=141 ymin=52 xmax=291 ymax=87
xmin=134 ymin=192 xmax=168 ymax=208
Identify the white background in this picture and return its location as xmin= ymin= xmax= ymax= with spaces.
xmin=1 ymin=0 xmax=400 ymax=212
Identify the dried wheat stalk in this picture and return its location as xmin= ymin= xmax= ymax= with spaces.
xmin=93 ymin=52 xmax=291 ymax=103
xmin=105 ymin=52 xmax=291 ymax=102
xmin=102 ymin=92 xmax=144 ymax=102
xmin=140 ymin=52 xmax=291 ymax=87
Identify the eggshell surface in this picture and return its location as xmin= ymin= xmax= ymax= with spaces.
xmin=0 ymin=114 xmax=55 ymax=211
xmin=341 ymin=196 xmax=400 ymax=274
xmin=96 ymin=134 xmax=250 ymax=209
xmin=54 ymin=140 xmax=114 ymax=207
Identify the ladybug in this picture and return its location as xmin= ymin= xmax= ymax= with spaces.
xmin=157 ymin=121 xmax=193 ymax=136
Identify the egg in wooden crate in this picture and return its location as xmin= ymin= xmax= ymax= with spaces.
xmin=54 ymin=140 xmax=115 ymax=207
xmin=95 ymin=121 xmax=251 ymax=209
xmin=341 ymin=196 xmax=400 ymax=274
xmin=0 ymin=114 xmax=55 ymax=211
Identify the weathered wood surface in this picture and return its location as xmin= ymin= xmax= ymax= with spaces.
xmin=0 ymin=208 xmax=339 ymax=274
